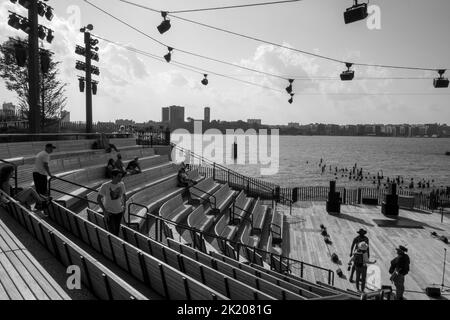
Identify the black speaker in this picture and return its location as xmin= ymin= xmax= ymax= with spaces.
xmin=336 ymin=268 xmax=344 ymax=278
xmin=426 ymin=287 xmax=441 ymax=298
xmin=331 ymin=253 xmax=340 ymax=264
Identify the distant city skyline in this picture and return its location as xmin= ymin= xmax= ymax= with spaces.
xmin=1 ymin=0 xmax=449 ymax=125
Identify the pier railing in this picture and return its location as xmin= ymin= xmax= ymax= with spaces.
xmin=288 ymin=186 xmax=450 ymax=211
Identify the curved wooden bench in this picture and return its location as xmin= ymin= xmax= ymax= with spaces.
xmin=159 ymin=195 xmax=193 ymax=223
xmin=189 ymin=177 xmax=220 ymax=204
xmin=252 ymin=199 xmax=268 ymax=234
xmin=187 ymin=206 xmax=214 ymax=232
xmin=46 ymin=203 xmax=227 ymax=300
xmin=271 ymin=211 xmax=283 ymax=245
xmin=209 ymin=184 xmax=235 ymax=214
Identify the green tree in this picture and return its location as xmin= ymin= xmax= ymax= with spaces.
xmin=0 ymin=37 xmax=67 ymax=130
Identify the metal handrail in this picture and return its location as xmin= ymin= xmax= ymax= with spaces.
xmin=48 ymin=175 xmax=99 ymax=195
xmin=127 ymin=203 xmax=335 ymax=285
xmin=0 ymin=158 xmax=18 ymax=192
xmin=230 ymin=202 xmax=253 ymax=226
xmin=189 ymin=184 xmax=217 ymax=208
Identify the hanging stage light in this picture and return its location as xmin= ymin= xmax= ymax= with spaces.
xmin=46 ymin=29 xmax=54 ymax=43
xmin=288 ymin=93 xmax=294 ymax=104
xmin=164 ymin=47 xmax=173 ymax=63
xmin=78 ymin=77 xmax=85 ymax=92
xmin=14 ymin=43 xmax=27 ymax=67
xmin=433 ymin=70 xmax=449 ymax=88
xmin=286 ymin=79 xmax=294 ymax=94
xmin=20 ymin=19 xmax=31 ymax=34
xmin=37 ymin=2 xmax=46 ymax=17
xmin=38 ymin=26 xmax=46 ymax=40
xmin=8 ymin=14 xmax=21 ymax=30
xmin=157 ymin=11 xmax=171 ymax=34
xmin=201 ymin=74 xmax=208 ymax=86
xmin=45 ymin=6 xmax=54 ymax=21
xmin=344 ymin=1 xmax=368 ymax=24
xmin=92 ymin=81 xmax=98 ymax=95
xmin=40 ymin=51 xmax=50 ymax=74
xmin=75 ymin=45 xmax=86 ymax=56
xmin=75 ymin=60 xmax=86 ymax=71
xmin=18 ymin=0 xmax=32 ymax=9
xmin=340 ymin=63 xmax=355 ymax=81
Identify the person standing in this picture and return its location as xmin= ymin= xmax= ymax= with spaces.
xmin=349 ymin=229 xmax=370 ymax=283
xmin=33 ymin=143 xmax=56 ymax=196
xmin=389 ymin=245 xmax=410 ymax=300
xmin=348 ymin=242 xmax=377 ymax=292
xmin=97 ymin=169 xmax=126 ymax=236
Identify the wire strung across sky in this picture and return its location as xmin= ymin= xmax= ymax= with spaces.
xmin=92 ymin=34 xmax=450 ymax=96
xmin=167 ymin=0 xmax=303 ymax=14
xmin=118 ymin=0 xmax=449 ymax=73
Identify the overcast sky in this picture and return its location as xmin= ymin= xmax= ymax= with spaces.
xmin=1 ymin=0 xmax=449 ymax=125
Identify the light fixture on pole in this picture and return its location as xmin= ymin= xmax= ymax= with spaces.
xmin=78 ymin=77 xmax=85 ymax=92
xmin=344 ymin=1 xmax=368 ymax=24
xmin=434 ymin=70 xmax=449 ymax=88
xmin=45 ymin=6 xmax=54 ymax=21
xmin=286 ymin=79 xmax=294 ymax=94
xmin=201 ymin=74 xmax=208 ymax=86
xmin=340 ymin=63 xmax=355 ymax=81
xmin=164 ymin=47 xmax=173 ymax=63
xmin=157 ymin=11 xmax=171 ymax=34
xmin=46 ymin=29 xmax=54 ymax=43
xmin=92 ymin=81 xmax=98 ymax=95
xmin=37 ymin=25 xmax=46 ymax=40
xmin=8 ymin=13 xmax=21 ymax=29
xmin=288 ymin=93 xmax=294 ymax=104
xmin=14 ymin=43 xmax=27 ymax=67
xmin=40 ymin=50 xmax=50 ymax=74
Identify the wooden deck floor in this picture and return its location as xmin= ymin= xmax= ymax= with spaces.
xmin=281 ymin=202 xmax=450 ymax=300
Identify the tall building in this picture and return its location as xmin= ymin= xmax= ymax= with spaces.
xmin=2 ymin=102 xmax=15 ymax=113
xmin=161 ymin=106 xmax=185 ymax=128
xmin=162 ymin=107 xmax=170 ymax=122
xmin=204 ymin=107 xmax=210 ymax=123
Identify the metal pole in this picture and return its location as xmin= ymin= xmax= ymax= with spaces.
xmin=84 ymin=31 xmax=93 ymax=133
xmin=28 ymin=0 xmax=41 ymax=133
xmin=441 ymin=248 xmax=447 ymax=291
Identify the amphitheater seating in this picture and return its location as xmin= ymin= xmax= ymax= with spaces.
xmin=85 ymin=209 xmax=280 ymax=300
xmin=214 ymin=212 xmax=237 ymax=241
xmin=189 ymin=177 xmax=221 ymax=205
xmin=209 ymin=251 xmax=343 ymax=299
xmin=187 ymin=169 xmax=204 ymax=184
xmin=46 ymin=202 xmax=227 ymax=300
xmin=86 ymin=209 xmax=317 ymax=300
xmin=166 ymin=239 xmax=309 ymax=300
xmin=209 ymin=184 xmax=236 ymax=214
xmin=1 ymin=194 xmax=148 ymax=300
xmin=159 ymin=195 xmax=193 ymax=224
xmin=53 ymin=156 xmax=170 ymax=209
xmin=252 ymin=199 xmax=268 ymax=234
xmin=231 ymin=191 xmax=253 ymax=224
xmin=240 ymin=222 xmax=260 ymax=248
xmin=271 ymin=211 xmax=283 ymax=245
xmin=187 ymin=205 xmax=215 ymax=232
xmin=0 ymin=215 xmax=71 ymax=300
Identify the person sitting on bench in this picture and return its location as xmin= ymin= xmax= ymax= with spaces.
xmin=177 ymin=164 xmax=196 ymax=188
xmin=126 ymin=157 xmax=141 ymax=175
xmin=0 ymin=165 xmax=50 ymax=212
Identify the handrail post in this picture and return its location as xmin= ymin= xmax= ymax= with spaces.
xmin=213 ymin=163 xmax=216 ymax=181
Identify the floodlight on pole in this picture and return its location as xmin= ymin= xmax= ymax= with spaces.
xmin=164 ymin=47 xmax=173 ymax=63
xmin=344 ymin=0 xmax=368 ymax=24
xmin=286 ymin=79 xmax=294 ymax=94
xmin=201 ymin=74 xmax=208 ymax=86
xmin=340 ymin=63 xmax=355 ymax=81
xmin=157 ymin=11 xmax=171 ymax=34
xmin=434 ymin=70 xmax=449 ymax=88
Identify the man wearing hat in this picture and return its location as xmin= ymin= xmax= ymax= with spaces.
xmin=32 ymin=143 xmax=56 ymax=196
xmin=348 ymin=242 xmax=377 ymax=292
xmin=389 ymin=245 xmax=410 ymax=300
xmin=349 ymin=228 xmax=370 ymax=283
